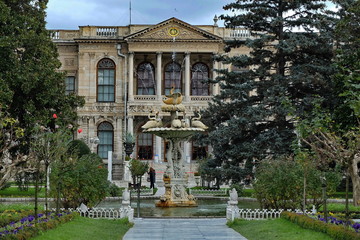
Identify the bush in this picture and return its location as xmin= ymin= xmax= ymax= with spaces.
xmin=229 ymin=183 xmax=243 ymax=196
xmin=254 ymin=156 xmax=341 ymax=210
xmin=281 ymin=211 xmax=360 ymax=240
xmin=50 ymin=153 xmax=108 ymax=208
xmin=67 ymin=139 xmax=91 ymax=158
xmin=107 ymin=183 xmax=122 ymax=197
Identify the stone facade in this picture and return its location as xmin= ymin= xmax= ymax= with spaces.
xmin=52 ymin=17 xmax=250 ymax=183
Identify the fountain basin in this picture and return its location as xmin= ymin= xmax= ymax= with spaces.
xmin=144 ymin=127 xmax=204 ymax=139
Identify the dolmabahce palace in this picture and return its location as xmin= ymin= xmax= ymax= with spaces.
xmin=51 ymin=17 xmax=250 ymax=185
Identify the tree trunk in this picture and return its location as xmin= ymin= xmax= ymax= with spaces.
xmin=350 ymin=156 xmax=360 ymax=206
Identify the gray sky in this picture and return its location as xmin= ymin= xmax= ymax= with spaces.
xmin=45 ymin=0 xmax=336 ymax=30
xmin=45 ymin=0 xmax=231 ymax=29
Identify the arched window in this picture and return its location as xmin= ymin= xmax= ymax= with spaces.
xmin=164 ymin=62 xmax=182 ymax=95
xmin=137 ymin=132 xmax=153 ymax=160
xmin=191 ymin=63 xmax=209 ymax=96
xmin=137 ymin=62 xmax=155 ymax=95
xmin=192 ymin=141 xmax=207 ymax=160
xmin=97 ymin=122 xmax=114 ymax=159
xmin=97 ymin=58 xmax=115 ymax=102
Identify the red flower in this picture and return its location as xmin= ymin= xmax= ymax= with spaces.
xmin=77 ymin=129 xmax=83 ymax=134
xmin=97 ymin=165 xmax=103 ymax=169
xmin=52 ymin=113 xmax=58 ymax=119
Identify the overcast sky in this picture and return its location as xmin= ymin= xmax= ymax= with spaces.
xmin=45 ymin=0 xmax=231 ymax=29
xmin=45 ymin=0 xmax=336 ymax=30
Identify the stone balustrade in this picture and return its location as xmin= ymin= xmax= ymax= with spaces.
xmin=96 ymin=27 xmax=118 ymax=37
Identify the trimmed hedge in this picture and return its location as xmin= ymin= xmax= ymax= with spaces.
xmin=281 ymin=211 xmax=360 ymax=240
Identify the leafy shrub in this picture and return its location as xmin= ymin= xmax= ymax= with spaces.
xmin=229 ymin=184 xmax=243 ymax=197
xmin=281 ymin=211 xmax=360 ymax=240
xmin=67 ymin=139 xmax=91 ymax=158
xmin=254 ymin=156 xmax=341 ymax=210
xmin=50 ymin=153 xmax=108 ymax=208
xmin=107 ymin=183 xmax=122 ymax=197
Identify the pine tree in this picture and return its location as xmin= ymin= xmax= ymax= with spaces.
xmin=0 ymin=0 xmax=84 ymax=151
xmin=203 ymin=0 xmax=338 ymax=182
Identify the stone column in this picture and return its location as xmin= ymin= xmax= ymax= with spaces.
xmin=185 ymin=142 xmax=192 ymax=163
xmin=212 ymin=53 xmax=220 ymax=96
xmin=155 ymin=136 xmax=162 ymax=162
xmin=156 ymin=52 xmax=162 ymax=100
xmin=116 ymin=117 xmax=123 ymax=156
xmin=184 ymin=52 xmax=191 ymax=101
xmin=128 ymin=52 xmax=134 ymax=101
xmin=127 ymin=116 xmax=134 ymax=136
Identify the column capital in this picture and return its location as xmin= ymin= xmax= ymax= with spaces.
xmin=156 ymin=51 xmax=163 ymax=55
xmin=185 ymin=51 xmax=191 ymax=56
xmin=128 ymin=51 xmax=134 ymax=56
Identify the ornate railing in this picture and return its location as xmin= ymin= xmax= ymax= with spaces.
xmin=190 ymin=96 xmax=213 ymax=102
xmin=50 ymin=30 xmax=60 ymax=39
xmin=50 ymin=207 xmax=134 ymax=222
xmin=229 ymin=28 xmax=251 ymax=39
xmin=96 ymin=27 xmax=118 ymax=37
xmin=227 ymin=208 xmax=316 ymax=221
xmin=134 ymin=95 xmax=157 ymax=101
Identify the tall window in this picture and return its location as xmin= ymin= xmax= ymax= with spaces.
xmin=98 ymin=122 xmax=113 ymax=159
xmin=164 ymin=62 xmax=182 ymax=95
xmin=191 ymin=63 xmax=209 ymax=96
xmin=97 ymin=58 xmax=115 ymax=102
xmin=137 ymin=132 xmax=153 ymax=160
xmin=65 ymin=76 xmax=75 ymax=95
xmin=137 ymin=62 xmax=155 ymax=95
xmin=192 ymin=141 xmax=207 ymax=160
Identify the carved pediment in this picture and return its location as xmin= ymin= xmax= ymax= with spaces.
xmin=125 ymin=17 xmax=222 ymax=42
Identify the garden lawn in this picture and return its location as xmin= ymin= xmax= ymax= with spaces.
xmin=0 ymin=187 xmax=45 ymax=198
xmin=321 ymin=203 xmax=360 ymax=212
xmin=228 ymin=218 xmax=333 ymax=240
xmin=32 ymin=216 xmax=133 ymax=240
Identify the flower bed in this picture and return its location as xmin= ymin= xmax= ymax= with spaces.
xmin=281 ymin=211 xmax=360 ymax=240
xmin=0 ymin=210 xmax=76 ymax=239
xmin=0 ymin=209 xmax=37 ymax=228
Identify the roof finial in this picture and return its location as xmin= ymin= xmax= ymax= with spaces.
xmin=213 ymin=15 xmax=218 ymax=27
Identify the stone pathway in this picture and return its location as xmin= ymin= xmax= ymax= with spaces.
xmin=123 ymin=218 xmax=247 ymax=240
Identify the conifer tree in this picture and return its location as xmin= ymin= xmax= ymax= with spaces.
xmin=203 ymin=0 xmax=338 ymax=182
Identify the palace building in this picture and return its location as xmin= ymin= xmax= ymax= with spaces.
xmin=52 ymin=17 xmax=250 ymax=183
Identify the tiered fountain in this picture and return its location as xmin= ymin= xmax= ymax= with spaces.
xmin=142 ymin=88 xmax=208 ymax=207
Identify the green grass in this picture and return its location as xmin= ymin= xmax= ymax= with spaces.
xmin=0 ymin=186 xmax=45 ymax=198
xmin=0 ymin=203 xmax=43 ymax=212
xmin=32 ymin=216 xmax=133 ymax=240
xmin=242 ymin=189 xmax=255 ymax=197
xmin=329 ymin=192 xmax=353 ymax=199
xmin=228 ymin=218 xmax=333 ymax=240
xmin=320 ymin=203 xmax=360 ymax=212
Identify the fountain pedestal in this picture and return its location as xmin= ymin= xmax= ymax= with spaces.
xmin=143 ymin=101 xmax=206 ymax=207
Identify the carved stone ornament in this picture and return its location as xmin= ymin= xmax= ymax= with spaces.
xmin=141 ymin=26 xmax=209 ymax=40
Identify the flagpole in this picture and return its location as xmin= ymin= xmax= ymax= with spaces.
xmin=129 ymin=0 xmax=132 ymax=25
